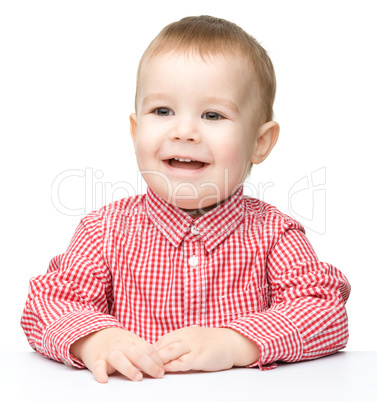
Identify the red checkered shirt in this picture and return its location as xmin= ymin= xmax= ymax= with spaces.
xmin=21 ymin=186 xmax=350 ymax=370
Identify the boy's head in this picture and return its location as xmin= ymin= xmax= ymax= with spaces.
xmin=130 ymin=16 xmax=279 ymax=212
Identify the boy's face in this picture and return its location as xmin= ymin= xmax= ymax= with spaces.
xmin=131 ymin=52 xmax=269 ymax=211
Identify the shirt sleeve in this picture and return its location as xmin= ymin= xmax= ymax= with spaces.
xmin=20 ymin=212 xmax=124 ymax=368
xmin=224 ymin=221 xmax=351 ymax=370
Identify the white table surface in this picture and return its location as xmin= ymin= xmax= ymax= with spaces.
xmin=1 ymin=351 xmax=376 ymax=402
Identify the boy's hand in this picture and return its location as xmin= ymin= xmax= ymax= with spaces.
xmin=70 ymin=327 xmax=165 ymax=383
xmin=154 ymin=326 xmax=259 ymax=372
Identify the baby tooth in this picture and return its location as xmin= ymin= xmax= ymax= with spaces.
xmin=174 ymin=158 xmax=196 ymax=162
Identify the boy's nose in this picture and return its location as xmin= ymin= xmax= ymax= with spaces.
xmin=169 ymin=117 xmax=201 ymax=142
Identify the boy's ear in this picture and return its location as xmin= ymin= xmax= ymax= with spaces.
xmin=130 ymin=113 xmax=137 ymax=148
xmin=250 ymin=121 xmax=279 ymax=164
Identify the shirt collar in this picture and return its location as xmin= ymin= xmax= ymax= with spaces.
xmin=145 ymin=186 xmax=245 ymax=251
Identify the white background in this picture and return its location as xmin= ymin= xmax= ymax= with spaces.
xmin=1 ymin=0 xmax=376 ymax=353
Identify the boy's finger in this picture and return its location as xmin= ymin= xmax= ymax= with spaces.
xmin=164 ymin=354 xmax=192 ymax=372
xmin=125 ymin=345 xmax=165 ymax=379
xmin=157 ymin=341 xmax=189 ymax=364
xmin=154 ymin=331 xmax=180 ymax=350
xmin=91 ymin=359 xmax=109 ymax=383
xmin=107 ymin=350 xmax=143 ymax=381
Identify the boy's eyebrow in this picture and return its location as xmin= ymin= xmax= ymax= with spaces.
xmin=204 ymin=96 xmax=240 ymax=114
xmin=141 ymin=93 xmax=170 ymax=107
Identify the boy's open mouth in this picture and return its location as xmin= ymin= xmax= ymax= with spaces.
xmin=167 ymin=158 xmax=207 ymax=170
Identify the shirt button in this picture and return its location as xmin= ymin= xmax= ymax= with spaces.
xmin=188 ymin=256 xmax=198 ymax=267
xmin=191 ymin=225 xmax=200 ymax=235
xmin=62 ymin=358 xmax=72 ymax=367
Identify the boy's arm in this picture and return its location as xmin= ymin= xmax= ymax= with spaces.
xmin=20 ymin=213 xmax=124 ymax=368
xmin=225 ymin=226 xmax=350 ymax=369
xmin=21 ymin=212 xmax=165 ymax=381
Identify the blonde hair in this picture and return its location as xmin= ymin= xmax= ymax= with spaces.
xmin=135 ymin=15 xmax=276 ymax=122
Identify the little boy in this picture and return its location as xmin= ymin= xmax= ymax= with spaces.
xmin=21 ymin=15 xmax=350 ymax=383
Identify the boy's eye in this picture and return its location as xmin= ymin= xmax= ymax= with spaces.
xmin=154 ymin=107 xmax=173 ymax=116
xmin=202 ymin=112 xmax=223 ymax=120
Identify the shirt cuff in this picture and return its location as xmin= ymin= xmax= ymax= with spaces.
xmin=224 ymin=310 xmax=304 ymax=370
xmin=40 ymin=310 xmax=124 ymax=368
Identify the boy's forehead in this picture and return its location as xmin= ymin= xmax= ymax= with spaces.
xmin=139 ymin=51 xmax=252 ymax=94
xmin=138 ymin=50 xmax=256 ymax=92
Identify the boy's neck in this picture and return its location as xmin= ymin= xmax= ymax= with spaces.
xmin=181 ymin=206 xmax=213 ymax=219
xmin=181 ymin=198 xmax=227 ymax=218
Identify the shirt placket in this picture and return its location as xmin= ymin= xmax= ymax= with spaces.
xmin=183 ymin=224 xmax=203 ymax=327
